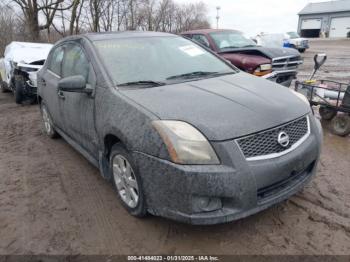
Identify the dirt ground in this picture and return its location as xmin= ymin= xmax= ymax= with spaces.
xmin=0 ymin=39 xmax=349 ymax=256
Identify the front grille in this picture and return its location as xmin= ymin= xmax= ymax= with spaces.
xmin=236 ymin=116 xmax=309 ymax=160
xmin=272 ymin=55 xmax=303 ymax=71
xmin=301 ymin=40 xmax=308 ymax=47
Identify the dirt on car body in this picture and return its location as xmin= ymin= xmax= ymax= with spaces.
xmin=0 ymin=39 xmax=349 ymax=255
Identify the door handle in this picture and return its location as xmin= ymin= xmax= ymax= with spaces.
xmin=57 ymin=90 xmax=65 ymax=100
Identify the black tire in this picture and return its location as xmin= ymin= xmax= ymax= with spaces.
xmin=40 ymin=103 xmax=59 ymax=138
xmin=299 ymin=49 xmax=306 ymax=53
xmin=14 ymin=77 xmax=25 ymax=104
xmin=0 ymin=81 xmax=9 ymax=93
xmin=110 ymin=144 xmax=147 ymax=217
xmin=319 ymin=106 xmax=337 ymax=120
xmin=331 ymin=114 xmax=350 ymax=137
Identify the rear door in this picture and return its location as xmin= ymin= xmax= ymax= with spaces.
xmin=59 ymin=41 xmax=98 ymax=157
xmin=39 ymin=45 xmax=65 ymax=129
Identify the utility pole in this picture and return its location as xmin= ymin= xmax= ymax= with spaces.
xmin=216 ymin=6 xmax=221 ymax=29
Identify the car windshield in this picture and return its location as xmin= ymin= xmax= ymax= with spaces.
xmin=287 ymin=32 xmax=300 ymax=39
xmin=209 ymin=31 xmax=257 ymax=50
xmin=93 ymin=36 xmax=236 ymax=86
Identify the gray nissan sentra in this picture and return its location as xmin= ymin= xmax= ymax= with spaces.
xmin=37 ymin=31 xmax=323 ymax=225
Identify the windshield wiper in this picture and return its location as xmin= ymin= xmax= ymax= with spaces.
xmin=118 ymin=80 xmax=166 ymax=87
xmin=166 ymin=71 xmax=218 ymax=80
xmin=220 ymin=46 xmax=239 ymax=49
xmin=242 ymin=45 xmax=256 ymax=47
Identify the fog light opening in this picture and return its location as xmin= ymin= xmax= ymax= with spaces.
xmin=193 ymin=196 xmax=222 ymax=213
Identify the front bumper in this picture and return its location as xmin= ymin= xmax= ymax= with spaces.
xmin=133 ymin=116 xmax=322 ymax=225
xmin=263 ymin=70 xmax=297 ymax=87
xmin=295 ymin=43 xmax=309 ymax=50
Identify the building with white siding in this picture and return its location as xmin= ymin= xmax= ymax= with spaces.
xmin=298 ymin=0 xmax=350 ymax=38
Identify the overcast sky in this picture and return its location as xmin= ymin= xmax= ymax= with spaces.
xmin=176 ymin=0 xmax=330 ymax=36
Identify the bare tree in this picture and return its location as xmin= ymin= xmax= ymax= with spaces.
xmin=69 ymin=0 xmax=85 ymax=35
xmin=5 ymin=0 xmax=211 ymax=43
xmin=0 ymin=3 xmax=28 ymax=54
xmin=10 ymin=0 xmax=75 ymax=40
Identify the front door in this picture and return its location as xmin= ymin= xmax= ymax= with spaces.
xmin=59 ymin=42 xmax=98 ymax=158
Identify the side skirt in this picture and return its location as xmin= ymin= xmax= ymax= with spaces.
xmin=55 ymin=127 xmax=100 ymax=169
xmin=53 ymin=126 xmax=111 ymax=180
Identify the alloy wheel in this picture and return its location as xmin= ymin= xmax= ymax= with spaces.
xmin=112 ymin=155 xmax=139 ymax=208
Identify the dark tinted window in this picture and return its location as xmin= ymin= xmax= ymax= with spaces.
xmin=182 ymin=34 xmax=192 ymax=39
xmin=192 ymin=34 xmax=210 ymax=48
xmin=210 ymin=31 xmax=257 ymax=50
xmin=62 ymin=44 xmax=89 ymax=80
xmin=48 ymin=46 xmax=64 ymax=76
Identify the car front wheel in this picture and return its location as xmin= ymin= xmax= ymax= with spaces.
xmin=0 ymin=81 xmax=9 ymax=93
xmin=110 ymin=144 xmax=147 ymax=217
xmin=14 ymin=77 xmax=25 ymax=104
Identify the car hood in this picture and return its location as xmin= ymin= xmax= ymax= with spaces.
xmin=221 ymin=53 xmax=270 ymax=72
xmin=219 ymin=46 xmax=300 ymax=59
xmin=4 ymin=42 xmax=53 ymax=64
xmin=121 ymin=72 xmax=310 ymax=141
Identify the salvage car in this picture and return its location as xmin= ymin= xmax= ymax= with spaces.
xmin=0 ymin=42 xmax=53 ymax=103
xmin=181 ymin=29 xmax=303 ymax=87
xmin=38 ymin=31 xmax=322 ymax=225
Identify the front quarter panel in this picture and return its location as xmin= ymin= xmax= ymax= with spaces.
xmin=95 ymin=86 xmax=169 ymax=160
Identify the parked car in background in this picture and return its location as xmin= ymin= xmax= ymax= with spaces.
xmin=38 ymin=31 xmax=322 ymax=225
xmin=284 ymin=32 xmax=309 ymax=53
xmin=254 ymin=33 xmax=285 ymax=48
xmin=181 ymin=29 xmax=303 ymax=87
xmin=0 ymin=42 xmax=53 ymax=104
xmin=255 ymin=32 xmax=309 ymax=53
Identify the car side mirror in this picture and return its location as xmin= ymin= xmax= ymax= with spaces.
xmin=58 ymin=75 xmax=90 ymax=93
xmin=314 ymin=53 xmax=327 ymax=70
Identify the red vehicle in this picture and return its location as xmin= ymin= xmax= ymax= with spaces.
xmin=181 ymin=29 xmax=303 ymax=87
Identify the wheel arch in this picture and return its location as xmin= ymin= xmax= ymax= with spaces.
xmin=104 ymin=134 xmax=124 ymax=160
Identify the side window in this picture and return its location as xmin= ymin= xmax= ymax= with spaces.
xmin=192 ymin=34 xmax=210 ymax=48
xmin=62 ymin=44 xmax=89 ymax=81
xmin=48 ymin=46 xmax=64 ymax=76
xmin=182 ymin=34 xmax=192 ymax=39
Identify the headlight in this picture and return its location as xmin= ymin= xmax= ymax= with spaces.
xmin=291 ymin=89 xmax=310 ymax=105
xmin=259 ymin=64 xmax=272 ymax=71
xmin=152 ymin=120 xmax=220 ymax=165
xmin=253 ymin=64 xmax=272 ymax=76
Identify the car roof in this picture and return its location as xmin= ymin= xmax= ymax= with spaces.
xmin=55 ymin=31 xmax=177 ymax=45
xmin=181 ymin=29 xmax=241 ymax=35
xmin=86 ymin=31 xmax=176 ymax=41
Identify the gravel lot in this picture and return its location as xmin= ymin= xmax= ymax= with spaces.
xmin=0 ymin=39 xmax=349 ymax=256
